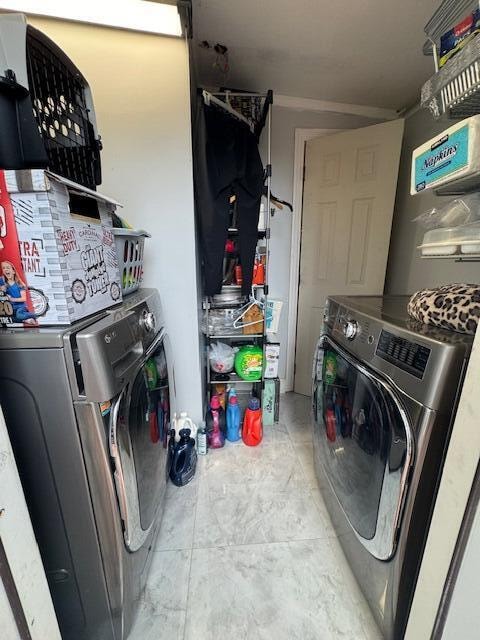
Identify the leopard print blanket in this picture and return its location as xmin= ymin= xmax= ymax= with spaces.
xmin=408 ymin=284 xmax=480 ymax=335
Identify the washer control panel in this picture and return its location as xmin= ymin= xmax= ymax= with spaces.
xmin=140 ymin=310 xmax=156 ymax=333
xmin=376 ymin=330 xmax=431 ymax=379
xmin=342 ymin=320 xmax=358 ymax=340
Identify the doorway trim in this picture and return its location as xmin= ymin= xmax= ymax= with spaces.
xmin=285 ymin=127 xmax=344 ymax=393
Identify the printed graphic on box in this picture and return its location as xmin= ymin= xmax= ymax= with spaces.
xmin=0 ymin=172 xmax=44 ymax=326
xmin=0 ymin=169 xmax=122 ymax=326
xmin=414 ymin=125 xmax=469 ymax=192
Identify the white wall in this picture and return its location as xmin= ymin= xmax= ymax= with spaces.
xmin=385 ymin=107 xmax=480 ymax=295
xmin=29 ymin=18 xmax=203 ymax=421
xmin=441 ymin=492 xmax=480 ymax=639
xmin=264 ymin=106 xmax=379 ymax=383
xmin=405 ymin=325 xmax=480 ymax=639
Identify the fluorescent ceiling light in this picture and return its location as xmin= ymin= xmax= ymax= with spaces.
xmin=0 ymin=0 xmax=182 ymax=37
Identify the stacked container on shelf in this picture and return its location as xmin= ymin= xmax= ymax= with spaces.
xmin=412 ymin=1 xmax=480 ymax=263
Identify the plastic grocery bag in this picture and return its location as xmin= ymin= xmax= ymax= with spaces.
xmin=208 ymin=342 xmax=237 ymax=373
xmin=413 ymin=193 xmax=480 ymax=230
xmin=265 ymin=299 xmax=283 ymax=334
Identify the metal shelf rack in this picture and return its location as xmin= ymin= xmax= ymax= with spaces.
xmin=202 ymin=90 xmax=272 ymax=413
xmin=421 ymin=254 xmax=480 ymax=262
xmin=421 ymin=0 xmax=480 ymax=119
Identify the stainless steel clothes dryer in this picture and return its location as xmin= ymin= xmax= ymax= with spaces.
xmin=312 ymin=295 xmax=472 ymax=640
xmin=0 ymin=288 xmax=174 ymax=640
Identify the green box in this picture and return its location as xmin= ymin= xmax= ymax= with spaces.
xmin=262 ymin=378 xmax=280 ymax=426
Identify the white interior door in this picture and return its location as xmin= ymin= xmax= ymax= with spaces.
xmin=294 ymin=119 xmax=405 ymax=396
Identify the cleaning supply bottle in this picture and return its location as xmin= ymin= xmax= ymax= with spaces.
xmin=226 ymin=388 xmax=241 ymax=442
xmin=325 ymin=401 xmax=336 ymax=442
xmin=197 ymin=420 xmax=207 ymax=455
xmin=206 ymin=395 xmax=225 ymax=449
xmin=169 ymin=428 xmax=197 ymax=487
xmin=214 ymin=383 xmax=227 ymax=409
xmin=172 ymin=412 xmax=196 ymax=441
xmin=242 ymin=397 xmax=262 ymax=446
xmin=144 ymin=358 xmax=158 ymax=389
xmin=253 ymin=254 xmax=265 ymax=285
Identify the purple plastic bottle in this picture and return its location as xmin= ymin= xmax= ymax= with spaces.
xmin=206 ymin=395 xmax=225 ymax=448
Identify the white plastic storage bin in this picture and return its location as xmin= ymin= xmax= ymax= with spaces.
xmin=419 ymin=229 xmax=460 ymax=255
xmin=113 ymin=228 xmax=150 ymax=295
xmin=419 ymin=222 xmax=480 ymax=255
xmin=459 ymin=221 xmax=480 ymax=253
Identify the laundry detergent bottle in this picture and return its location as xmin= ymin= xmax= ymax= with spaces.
xmin=169 ymin=428 xmax=197 ymax=487
xmin=175 ymin=411 xmax=197 ymax=440
xmin=242 ymin=397 xmax=262 ymax=446
xmin=226 ymin=388 xmax=241 ymax=442
xmin=206 ymin=395 xmax=225 ymax=449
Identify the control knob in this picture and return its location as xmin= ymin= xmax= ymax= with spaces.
xmin=343 ymin=320 xmax=358 ymax=340
xmin=141 ymin=310 xmax=156 ymax=332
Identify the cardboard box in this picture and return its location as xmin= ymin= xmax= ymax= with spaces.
xmin=0 ymin=170 xmax=122 ymax=326
xmin=264 ymin=342 xmax=280 ymax=378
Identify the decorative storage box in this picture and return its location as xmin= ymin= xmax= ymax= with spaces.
xmin=0 ymin=169 xmax=122 ymax=327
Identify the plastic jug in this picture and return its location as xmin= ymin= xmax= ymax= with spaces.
xmin=169 ymin=428 xmax=197 ymax=487
xmin=172 ymin=412 xmax=197 ymax=440
xmin=242 ymin=397 xmax=262 ymax=446
xmin=206 ymin=395 xmax=225 ymax=449
xmin=226 ymin=389 xmax=241 ymax=442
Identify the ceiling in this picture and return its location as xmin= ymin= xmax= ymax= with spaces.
xmin=193 ymin=0 xmax=442 ymax=111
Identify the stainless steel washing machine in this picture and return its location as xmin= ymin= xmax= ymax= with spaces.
xmin=312 ymin=295 xmax=472 ymax=640
xmin=0 ymin=288 xmax=174 ymax=640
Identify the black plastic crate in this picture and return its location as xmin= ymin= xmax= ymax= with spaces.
xmin=0 ymin=17 xmax=101 ymax=190
xmin=25 ymin=27 xmax=102 ymax=190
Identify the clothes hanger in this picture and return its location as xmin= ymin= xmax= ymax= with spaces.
xmin=262 ymin=187 xmax=293 ymax=212
xmin=233 ymin=288 xmax=264 ymax=329
xmin=202 ymin=90 xmax=255 ymax=134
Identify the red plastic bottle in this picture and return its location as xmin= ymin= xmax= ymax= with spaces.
xmin=325 ymin=402 xmax=336 ymax=442
xmin=253 ymin=259 xmax=265 ymax=285
xmin=235 ymin=265 xmax=243 ymax=286
xmin=242 ymin=397 xmax=262 ymax=446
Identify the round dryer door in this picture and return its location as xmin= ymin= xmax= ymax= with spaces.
xmin=109 ymin=331 xmax=171 ymax=552
xmin=312 ymin=336 xmax=413 ymax=561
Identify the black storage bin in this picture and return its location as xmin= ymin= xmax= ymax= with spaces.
xmin=0 ymin=14 xmax=102 ymax=190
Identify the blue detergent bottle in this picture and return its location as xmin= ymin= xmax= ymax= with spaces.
xmin=226 ymin=388 xmax=241 ymax=442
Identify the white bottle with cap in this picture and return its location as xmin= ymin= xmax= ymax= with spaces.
xmin=173 ymin=412 xmax=197 ymax=441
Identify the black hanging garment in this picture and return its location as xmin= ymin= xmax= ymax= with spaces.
xmin=194 ymin=97 xmax=264 ymax=296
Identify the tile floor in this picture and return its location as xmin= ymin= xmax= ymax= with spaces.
xmin=128 ymin=393 xmax=381 ymax=640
